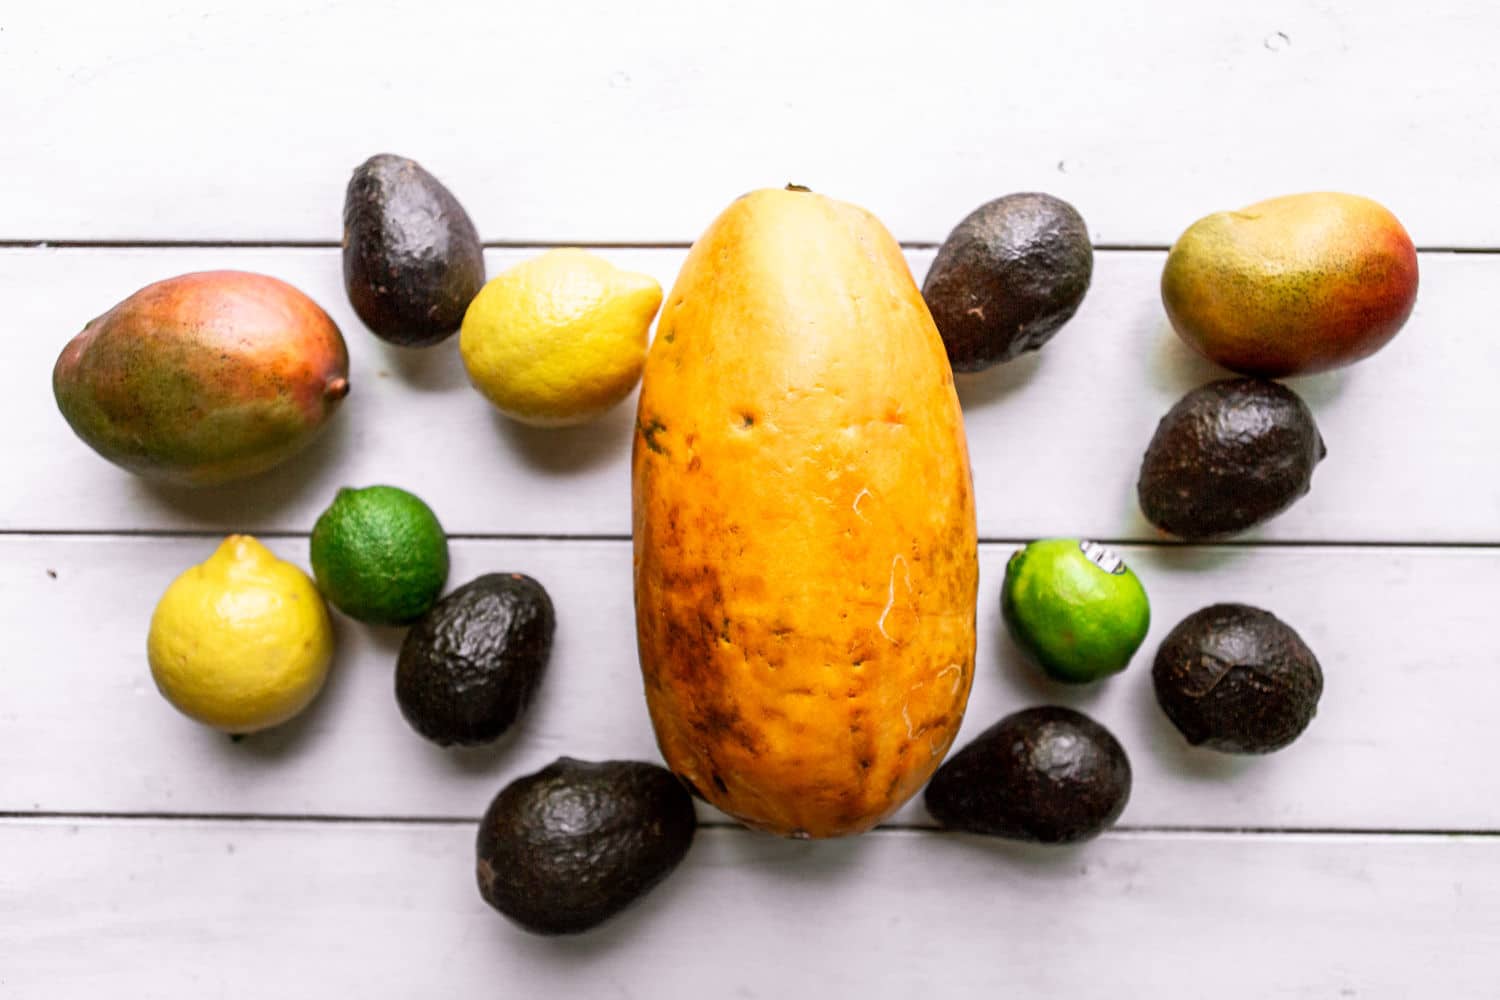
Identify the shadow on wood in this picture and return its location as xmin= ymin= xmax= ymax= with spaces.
xmin=919 ymin=827 xmax=1102 ymax=874
xmin=954 ymin=350 xmax=1045 ymax=411
xmin=1132 ymin=541 xmax=1250 ymax=575
xmin=492 ymin=399 xmax=635 ymax=476
xmin=425 ymin=723 xmax=530 ymax=777
xmin=1285 ymin=368 xmax=1351 ymax=408
xmin=132 ymin=414 xmax=353 ymax=530
xmin=715 ymin=827 xmax=873 ymax=884
xmin=375 ymin=339 xmax=470 ymax=394
xmin=362 ymin=621 xmax=408 ymax=656
xmin=1152 ymin=317 xmax=1353 ymax=408
xmin=1149 ymin=319 xmax=1229 ymax=394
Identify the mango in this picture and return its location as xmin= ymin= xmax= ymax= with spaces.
xmin=1161 ymin=193 xmax=1418 ymax=376
xmin=53 ymin=271 xmax=349 ymax=486
xmin=633 ymin=188 xmax=978 ymax=838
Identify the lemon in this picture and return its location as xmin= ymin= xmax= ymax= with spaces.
xmin=147 ymin=535 xmax=335 ymax=733
xmin=1001 ymin=538 xmax=1151 ymax=684
xmin=459 ymin=248 xmax=662 ymax=426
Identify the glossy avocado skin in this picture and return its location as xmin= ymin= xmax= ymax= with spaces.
xmin=476 ymin=757 xmax=698 ymax=935
xmin=925 ymin=706 xmax=1131 ymax=844
xmin=1137 ymin=378 xmax=1326 ymax=540
xmin=342 ymin=153 xmax=485 ymax=347
xmin=1153 ymin=603 xmax=1323 ymax=754
xmin=396 ymin=574 xmax=554 ymax=747
xmin=922 ymin=192 xmax=1093 ymax=371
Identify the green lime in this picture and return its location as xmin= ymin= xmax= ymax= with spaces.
xmin=309 ymin=485 xmax=449 ymax=625
xmin=1000 ymin=538 xmax=1150 ymax=684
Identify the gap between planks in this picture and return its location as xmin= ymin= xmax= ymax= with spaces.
xmin=3 ymin=811 xmax=1497 ymax=839
xmin=4 ymin=239 xmax=1500 ymax=255
xmin=6 ymin=529 xmax=1498 ymax=551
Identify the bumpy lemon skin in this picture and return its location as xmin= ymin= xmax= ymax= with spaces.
xmin=459 ymin=248 xmax=663 ymax=427
xmin=147 ymin=535 xmax=335 ymax=734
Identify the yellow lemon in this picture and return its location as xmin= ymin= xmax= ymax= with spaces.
xmin=459 ymin=248 xmax=663 ymax=426
xmin=148 ymin=535 xmax=334 ymax=734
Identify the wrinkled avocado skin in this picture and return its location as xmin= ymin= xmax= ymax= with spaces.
xmin=1137 ymin=377 xmax=1326 ymax=540
xmin=924 ymin=706 xmax=1131 ymax=844
xmin=342 ymin=153 xmax=485 ymax=347
xmin=922 ymin=192 xmax=1093 ymax=370
xmin=1153 ymin=603 xmax=1323 ymax=754
xmin=396 ymin=574 xmax=554 ymax=747
xmin=475 ymin=758 xmax=698 ymax=935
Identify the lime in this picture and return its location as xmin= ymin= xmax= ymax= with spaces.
xmin=148 ymin=535 xmax=334 ymax=734
xmin=1001 ymin=538 xmax=1150 ymax=684
xmin=309 ymin=485 xmax=449 ymax=625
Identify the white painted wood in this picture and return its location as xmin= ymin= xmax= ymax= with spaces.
xmin=9 ymin=247 xmax=1495 ymax=542
xmin=6 ymin=535 xmax=1496 ymax=829
xmin=7 ymin=2 xmax=1499 ymax=985
xmin=4 ymin=818 xmax=1496 ymax=998
xmin=2 ymin=1 xmax=1494 ymax=246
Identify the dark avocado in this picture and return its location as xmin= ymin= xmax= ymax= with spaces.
xmin=924 ymin=706 xmax=1131 ymax=844
xmin=1137 ymin=377 xmax=1326 ymax=540
xmin=1153 ymin=603 xmax=1323 ymax=754
xmin=922 ymin=192 xmax=1093 ymax=371
xmin=396 ymin=573 xmax=554 ymax=747
xmin=342 ymin=153 xmax=485 ymax=347
xmin=476 ymin=757 xmax=697 ymax=935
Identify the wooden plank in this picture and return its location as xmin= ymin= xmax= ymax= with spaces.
xmin=2 ymin=2 xmax=1494 ymax=246
xmin=9 ymin=247 xmax=1495 ymax=542
xmin=5 ymin=535 xmax=1497 ymax=830
xmin=4 ymin=818 xmax=1497 ymax=997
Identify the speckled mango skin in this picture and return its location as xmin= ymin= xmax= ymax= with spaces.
xmin=53 ymin=271 xmax=350 ymax=486
xmin=632 ymin=189 xmax=978 ymax=838
xmin=1162 ymin=192 xmax=1418 ymax=376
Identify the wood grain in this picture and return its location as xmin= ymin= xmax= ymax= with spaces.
xmin=11 ymin=247 xmax=1495 ymax=541
xmin=6 ymin=535 xmax=1496 ymax=829
xmin=5 ymin=818 xmax=1496 ymax=998
xmin=2 ymin=1 xmax=1495 ymax=246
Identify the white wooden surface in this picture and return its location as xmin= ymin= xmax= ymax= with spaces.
xmin=7 ymin=247 xmax=1497 ymax=542
xmin=5 ymin=2 xmax=1499 ymax=996
xmin=7 ymin=536 xmax=1500 ymax=830
xmin=6 ymin=820 xmax=1498 ymax=998
xmin=4 ymin=1 xmax=1499 ymax=247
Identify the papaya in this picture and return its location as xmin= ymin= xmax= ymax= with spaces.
xmin=632 ymin=188 xmax=978 ymax=838
xmin=53 ymin=271 xmax=350 ymax=486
